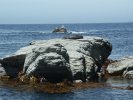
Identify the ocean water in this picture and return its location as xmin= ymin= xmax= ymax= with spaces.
xmin=0 ymin=87 xmax=133 ymax=100
xmin=0 ymin=23 xmax=133 ymax=59
xmin=0 ymin=23 xmax=133 ymax=100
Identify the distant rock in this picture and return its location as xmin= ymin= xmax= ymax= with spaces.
xmin=63 ymin=34 xmax=83 ymax=39
xmin=107 ymin=57 xmax=133 ymax=76
xmin=52 ymin=26 xmax=67 ymax=33
xmin=1 ymin=36 xmax=112 ymax=82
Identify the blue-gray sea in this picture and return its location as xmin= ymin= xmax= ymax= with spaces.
xmin=0 ymin=23 xmax=133 ymax=100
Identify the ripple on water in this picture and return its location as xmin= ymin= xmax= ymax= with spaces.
xmin=0 ymin=86 xmax=133 ymax=100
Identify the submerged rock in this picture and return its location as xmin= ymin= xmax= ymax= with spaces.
xmin=1 ymin=36 xmax=112 ymax=83
xmin=107 ymin=57 xmax=133 ymax=76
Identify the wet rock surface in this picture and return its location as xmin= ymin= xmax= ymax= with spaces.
xmin=107 ymin=57 xmax=133 ymax=76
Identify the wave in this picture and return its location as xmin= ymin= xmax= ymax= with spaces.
xmin=70 ymin=31 xmax=87 ymax=34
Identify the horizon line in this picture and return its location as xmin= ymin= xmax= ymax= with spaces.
xmin=0 ymin=22 xmax=133 ymax=25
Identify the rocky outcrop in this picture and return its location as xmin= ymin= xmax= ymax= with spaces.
xmin=1 ymin=36 xmax=112 ymax=82
xmin=52 ymin=26 xmax=67 ymax=33
xmin=107 ymin=57 xmax=133 ymax=76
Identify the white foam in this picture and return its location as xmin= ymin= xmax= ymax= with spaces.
xmin=70 ymin=31 xmax=86 ymax=34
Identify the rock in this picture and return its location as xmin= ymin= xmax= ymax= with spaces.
xmin=23 ymin=43 xmax=69 ymax=73
xmin=52 ymin=26 xmax=67 ymax=33
xmin=63 ymin=34 xmax=83 ymax=39
xmin=25 ymin=52 xmax=73 ymax=83
xmin=0 ymin=59 xmax=2 ymax=63
xmin=23 ymin=44 xmax=72 ymax=83
xmin=0 ymin=63 xmax=6 ymax=76
xmin=73 ymin=80 xmax=83 ymax=83
xmin=69 ymin=52 xmax=98 ymax=81
xmin=30 ymin=76 xmax=38 ymax=84
xmin=107 ymin=57 xmax=133 ymax=75
xmin=40 ymin=77 xmax=47 ymax=83
xmin=22 ymin=37 xmax=111 ymax=82
xmin=15 ymin=45 xmax=38 ymax=55
xmin=19 ymin=75 xmax=29 ymax=83
xmin=126 ymin=86 xmax=133 ymax=90
xmin=123 ymin=66 xmax=133 ymax=79
xmin=68 ymin=51 xmax=86 ymax=81
xmin=0 ymin=54 xmax=26 ymax=77
xmin=2 ymin=36 xmax=112 ymax=82
xmin=123 ymin=71 xmax=133 ymax=79
xmin=24 ymin=36 xmax=112 ymax=67
xmin=0 ymin=75 xmax=10 ymax=81
xmin=85 ymin=56 xmax=98 ymax=80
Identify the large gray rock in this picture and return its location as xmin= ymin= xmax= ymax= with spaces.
xmin=21 ymin=37 xmax=111 ymax=82
xmin=2 ymin=36 xmax=112 ymax=82
xmin=107 ymin=57 xmax=133 ymax=75
xmin=17 ymin=36 xmax=112 ymax=67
